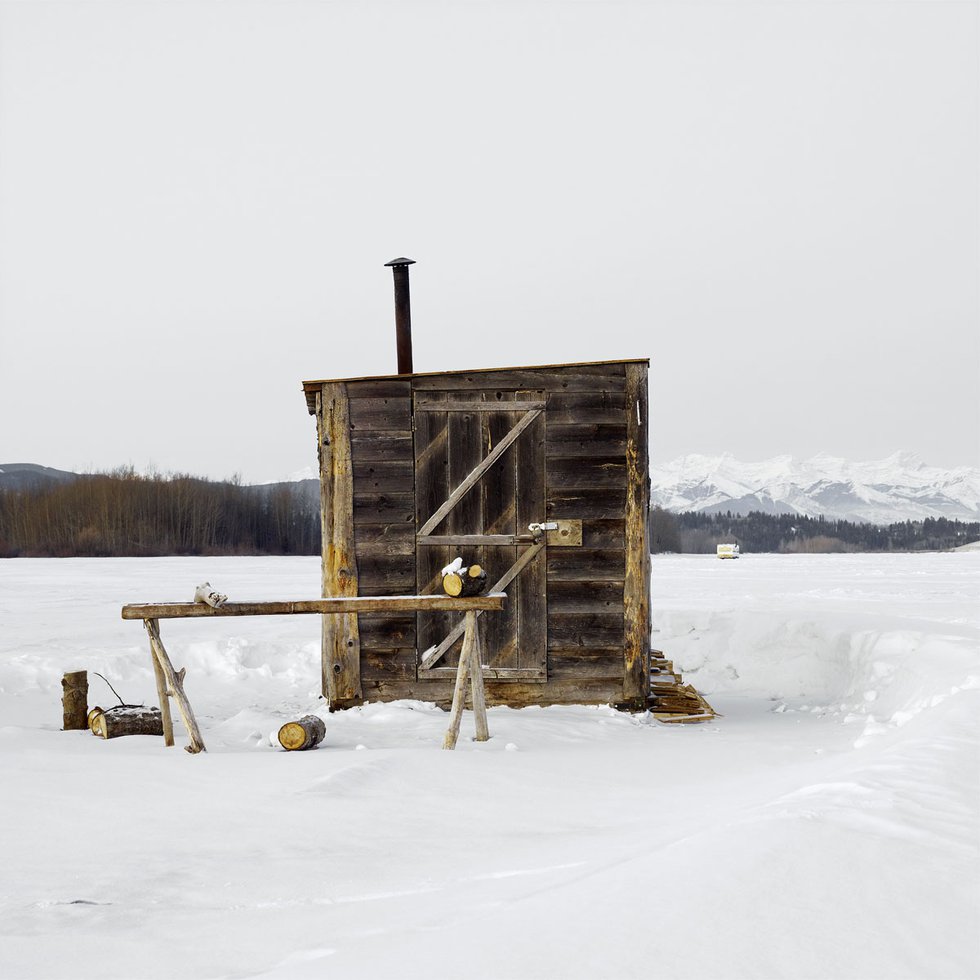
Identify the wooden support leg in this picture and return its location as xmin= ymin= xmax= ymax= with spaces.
xmin=146 ymin=620 xmax=175 ymax=747
xmin=443 ymin=610 xmax=490 ymax=749
xmin=145 ymin=619 xmax=207 ymax=754
xmin=442 ymin=619 xmax=474 ymax=751
xmin=467 ymin=611 xmax=489 ymax=742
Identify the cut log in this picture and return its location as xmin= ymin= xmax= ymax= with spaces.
xmin=90 ymin=705 xmax=164 ymax=739
xmin=442 ymin=564 xmax=488 ymax=597
xmin=278 ymin=715 xmax=326 ymax=751
xmin=62 ymin=671 xmax=88 ymax=730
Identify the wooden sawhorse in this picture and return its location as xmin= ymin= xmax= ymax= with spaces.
xmin=121 ymin=593 xmax=506 ymax=753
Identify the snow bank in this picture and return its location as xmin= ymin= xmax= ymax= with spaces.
xmin=654 ymin=552 xmax=980 ymax=744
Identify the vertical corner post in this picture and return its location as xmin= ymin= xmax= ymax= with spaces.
xmin=623 ymin=362 xmax=651 ymax=705
xmin=318 ymin=382 xmax=363 ymax=708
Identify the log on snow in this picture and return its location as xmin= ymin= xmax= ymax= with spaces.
xmin=90 ymin=705 xmax=164 ymax=739
xmin=278 ymin=715 xmax=326 ymax=751
xmin=62 ymin=671 xmax=89 ymax=731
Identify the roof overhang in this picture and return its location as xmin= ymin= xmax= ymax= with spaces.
xmin=301 ymin=358 xmax=650 ymax=415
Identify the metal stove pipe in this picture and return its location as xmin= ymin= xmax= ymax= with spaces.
xmin=384 ymin=257 xmax=416 ymax=375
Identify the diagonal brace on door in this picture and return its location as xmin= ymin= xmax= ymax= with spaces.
xmin=416 ymin=408 xmax=542 ymax=537
xmin=419 ymin=540 xmax=545 ymax=671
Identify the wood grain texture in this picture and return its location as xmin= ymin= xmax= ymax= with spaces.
xmin=348 ymin=397 xmax=413 ymax=431
xmin=547 ymin=612 xmax=624 ymax=649
xmin=345 ymin=379 xmax=412 ymax=400
xmin=546 ymin=489 xmax=626 ymax=520
xmin=442 ymin=611 xmax=490 ymax=748
xmin=319 ymin=383 xmax=362 ymax=707
xmin=350 ymin=429 xmax=414 ymax=462
xmin=547 ymin=579 xmax=624 ymax=614
xmin=516 ymin=391 xmax=547 ymax=677
xmin=363 ymin=676 xmax=625 ymax=708
xmin=353 ymin=491 xmax=415 ymax=525
xmin=421 ymin=666 xmax=545 ymax=682
xmin=418 ymin=543 xmax=543 ymax=671
xmin=122 ymin=594 xmax=506 ymax=619
xmin=417 ymin=408 xmax=541 ymax=536
xmin=150 ymin=645 xmax=175 ymax=746
xmin=145 ymin=619 xmax=207 ymax=753
xmin=303 ymin=359 xmax=644 ymax=413
xmin=90 ymin=705 xmax=164 ymax=739
xmin=415 ymin=399 xmax=546 ymax=412
xmin=442 ymin=612 xmax=474 ymax=750
xmin=546 ymin=423 xmax=628 ymax=458
xmin=481 ymin=393 xmax=519 ymax=671
xmin=353 ymin=458 xmax=414 ymax=492
xmin=414 ymin=391 xmax=452 ymax=661
xmin=546 ymin=548 xmax=625 ymax=582
xmin=61 ymin=670 xmax=88 ymax=731
xmin=546 ymin=457 xmax=626 ymax=489
xmin=360 ymin=650 xmax=418 ymax=681
xmin=278 ymin=715 xmax=326 ymax=751
xmin=412 ymin=365 xmax=628 ymax=392
xmin=623 ymin=361 xmax=651 ymax=705
xmin=300 ymin=358 xmax=653 ymax=710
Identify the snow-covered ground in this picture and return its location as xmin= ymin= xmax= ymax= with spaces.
xmin=0 ymin=554 xmax=977 ymax=980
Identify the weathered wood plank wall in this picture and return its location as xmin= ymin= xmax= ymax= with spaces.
xmin=315 ymin=360 xmax=649 ymax=707
xmin=346 ymin=379 xmax=416 ymax=687
xmin=318 ymin=382 xmax=362 ymax=706
xmin=543 ymin=369 xmax=628 ymax=691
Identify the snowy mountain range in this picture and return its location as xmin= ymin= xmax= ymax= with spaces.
xmin=651 ymin=452 xmax=980 ymax=525
xmin=6 ymin=454 xmax=979 ymax=527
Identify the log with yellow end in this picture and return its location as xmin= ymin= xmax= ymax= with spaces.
xmin=442 ymin=563 xmax=488 ymax=598
xmin=278 ymin=714 xmax=326 ymax=751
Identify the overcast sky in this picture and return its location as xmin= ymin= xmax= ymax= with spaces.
xmin=1 ymin=0 xmax=977 ymax=483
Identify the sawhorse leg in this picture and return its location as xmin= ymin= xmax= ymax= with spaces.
xmin=144 ymin=619 xmax=207 ymax=754
xmin=443 ymin=610 xmax=490 ymax=750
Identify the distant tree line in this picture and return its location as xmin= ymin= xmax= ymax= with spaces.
xmin=0 ymin=469 xmax=320 ymax=558
xmin=649 ymin=507 xmax=980 ymax=554
xmin=4 ymin=472 xmax=976 ymax=558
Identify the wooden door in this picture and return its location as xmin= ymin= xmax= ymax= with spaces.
xmin=414 ymin=389 xmax=547 ymax=682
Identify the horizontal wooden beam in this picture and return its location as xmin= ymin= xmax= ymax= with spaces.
xmin=122 ymin=594 xmax=507 ymax=621
xmin=414 ymin=400 xmax=546 ymax=412
xmin=417 ymin=534 xmax=536 ymax=546
xmin=421 ymin=667 xmax=546 ymax=682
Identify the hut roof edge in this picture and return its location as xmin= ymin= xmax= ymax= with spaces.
xmin=301 ymin=357 xmax=650 ymax=414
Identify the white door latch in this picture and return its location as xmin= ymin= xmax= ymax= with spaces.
xmin=527 ymin=522 xmax=559 ymax=534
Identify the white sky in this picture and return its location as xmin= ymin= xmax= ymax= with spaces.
xmin=1 ymin=0 xmax=977 ymax=482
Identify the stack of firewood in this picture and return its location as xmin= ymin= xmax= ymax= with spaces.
xmin=648 ymin=650 xmax=716 ymax=723
xmin=441 ymin=558 xmax=488 ymax=598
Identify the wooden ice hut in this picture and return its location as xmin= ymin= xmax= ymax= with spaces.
xmin=302 ymin=358 xmax=652 ymax=711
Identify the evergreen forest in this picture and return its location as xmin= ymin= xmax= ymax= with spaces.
xmin=650 ymin=507 xmax=979 ymax=555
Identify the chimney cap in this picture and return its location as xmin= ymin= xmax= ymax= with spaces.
xmin=384 ymin=257 xmax=416 ymax=267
